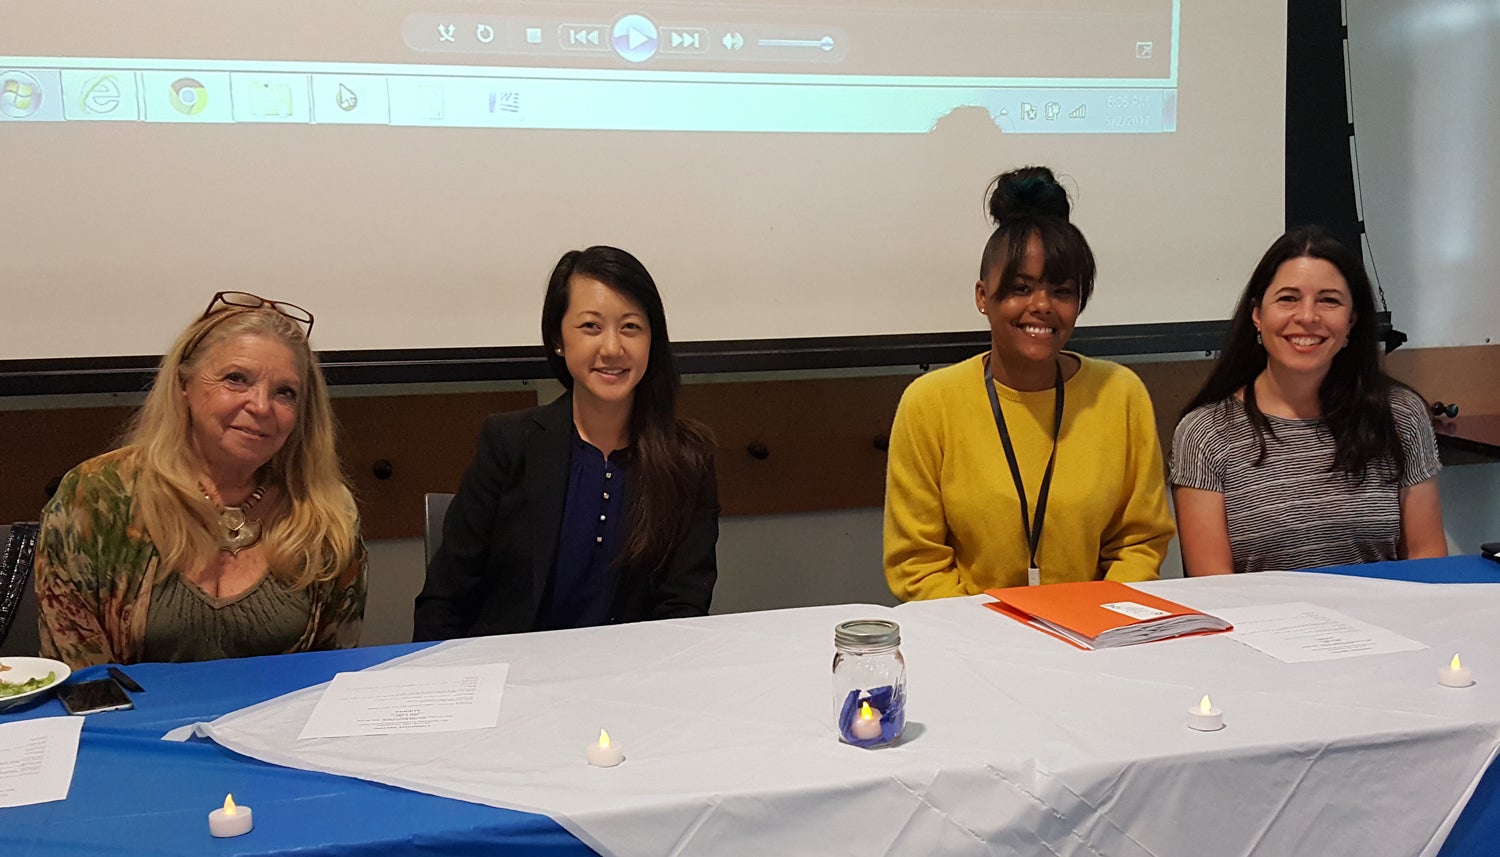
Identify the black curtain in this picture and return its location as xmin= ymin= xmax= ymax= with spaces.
xmin=1285 ymin=1 xmax=1362 ymax=250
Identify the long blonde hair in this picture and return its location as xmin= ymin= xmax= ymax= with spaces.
xmin=124 ymin=306 xmax=358 ymax=589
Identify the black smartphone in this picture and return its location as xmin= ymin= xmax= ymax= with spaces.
xmin=1482 ymin=542 xmax=1500 ymax=562
xmin=56 ymin=677 xmax=134 ymax=715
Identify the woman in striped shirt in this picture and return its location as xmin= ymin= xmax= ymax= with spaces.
xmin=1170 ymin=226 xmax=1446 ymax=575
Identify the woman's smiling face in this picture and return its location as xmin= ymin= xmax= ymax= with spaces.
xmin=558 ymin=274 xmax=652 ymax=409
xmin=976 ymin=231 xmax=1081 ymax=367
xmin=1252 ymin=255 xmax=1355 ymax=380
xmin=182 ymin=333 xmax=301 ymax=475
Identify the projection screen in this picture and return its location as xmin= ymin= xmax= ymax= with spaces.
xmin=0 ymin=1 xmax=1285 ymax=385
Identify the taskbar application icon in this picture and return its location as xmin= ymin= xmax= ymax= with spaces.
xmin=141 ymin=71 xmax=232 ymax=122
xmin=311 ymin=75 xmax=390 ymax=124
xmin=0 ymin=70 xmax=43 ymax=118
xmin=170 ymin=76 xmax=208 ymax=115
xmin=0 ymin=69 xmax=64 ymax=121
xmin=81 ymin=74 xmax=124 ymax=114
xmin=61 ymin=71 xmax=141 ymax=120
xmin=229 ymin=73 xmax=308 ymax=122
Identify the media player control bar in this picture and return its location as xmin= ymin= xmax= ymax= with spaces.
xmin=402 ymin=14 xmax=848 ymax=64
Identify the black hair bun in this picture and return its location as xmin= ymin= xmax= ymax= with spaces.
xmin=988 ymin=165 xmax=1071 ymax=225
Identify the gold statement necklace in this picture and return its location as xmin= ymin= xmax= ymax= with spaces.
xmin=203 ymin=483 xmax=268 ymax=555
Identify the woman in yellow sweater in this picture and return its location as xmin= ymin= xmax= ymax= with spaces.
xmin=884 ymin=167 xmax=1174 ymax=598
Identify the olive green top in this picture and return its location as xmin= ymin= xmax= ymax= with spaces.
xmin=142 ymin=570 xmax=313 ymax=663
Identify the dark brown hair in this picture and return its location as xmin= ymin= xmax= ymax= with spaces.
xmin=979 ymin=165 xmax=1096 ymax=310
xmin=541 ymin=246 xmax=715 ymax=577
xmin=1183 ymin=226 xmax=1408 ymax=482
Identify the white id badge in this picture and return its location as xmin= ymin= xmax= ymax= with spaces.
xmin=1027 ymin=566 xmax=1041 ymax=587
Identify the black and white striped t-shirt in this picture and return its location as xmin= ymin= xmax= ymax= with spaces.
xmin=1170 ymin=386 xmax=1440 ymax=574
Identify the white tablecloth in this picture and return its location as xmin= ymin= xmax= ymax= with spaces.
xmin=194 ymin=573 xmax=1500 ymax=857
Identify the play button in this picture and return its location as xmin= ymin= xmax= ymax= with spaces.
xmin=611 ymin=14 xmax=658 ymax=63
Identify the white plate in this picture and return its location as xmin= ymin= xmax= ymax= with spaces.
xmin=0 ymin=657 xmax=71 ymax=712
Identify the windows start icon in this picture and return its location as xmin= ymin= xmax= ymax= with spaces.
xmin=0 ymin=71 xmax=43 ymax=118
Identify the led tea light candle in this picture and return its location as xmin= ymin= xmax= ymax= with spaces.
xmin=849 ymin=701 xmax=883 ymax=741
xmin=587 ymin=728 xmax=625 ymax=767
xmin=1186 ymin=695 xmax=1224 ymax=731
xmin=1439 ymin=653 xmax=1474 ymax=688
xmin=208 ymin=793 xmax=253 ymax=838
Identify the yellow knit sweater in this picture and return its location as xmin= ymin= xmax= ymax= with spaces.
xmin=884 ymin=353 xmax=1174 ymax=599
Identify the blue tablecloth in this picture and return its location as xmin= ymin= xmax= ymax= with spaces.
xmin=1302 ymin=553 xmax=1500 ymax=585
xmin=1 ymin=643 xmax=595 ymax=857
xmin=3 ymin=555 xmax=1498 ymax=856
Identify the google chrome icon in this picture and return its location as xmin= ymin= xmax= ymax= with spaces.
xmin=169 ymin=77 xmax=207 ymax=115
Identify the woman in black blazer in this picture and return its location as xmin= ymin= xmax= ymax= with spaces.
xmin=413 ymin=247 xmax=719 ymax=640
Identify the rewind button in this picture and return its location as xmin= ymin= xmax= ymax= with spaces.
xmin=560 ymin=24 xmax=607 ymax=50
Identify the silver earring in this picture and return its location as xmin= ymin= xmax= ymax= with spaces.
xmin=554 ymin=347 xmax=563 ymax=355
xmin=1255 ymin=331 xmax=1262 ymax=345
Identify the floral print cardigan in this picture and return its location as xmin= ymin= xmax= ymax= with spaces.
xmin=35 ymin=447 xmax=367 ymax=669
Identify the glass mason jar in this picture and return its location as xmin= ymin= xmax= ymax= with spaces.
xmin=832 ymin=619 xmax=906 ymax=747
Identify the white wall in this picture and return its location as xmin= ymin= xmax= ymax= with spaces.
xmin=1346 ymin=0 xmax=1500 ymax=348
xmin=1436 ymin=464 xmax=1500 ymax=556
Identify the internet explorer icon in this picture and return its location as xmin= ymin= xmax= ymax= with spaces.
xmin=80 ymin=74 xmax=123 ymax=115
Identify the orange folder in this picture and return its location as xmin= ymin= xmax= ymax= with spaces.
xmin=984 ymin=579 xmax=1233 ymax=650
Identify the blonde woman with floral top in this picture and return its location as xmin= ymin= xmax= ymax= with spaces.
xmin=35 ymin=293 xmax=366 ymax=669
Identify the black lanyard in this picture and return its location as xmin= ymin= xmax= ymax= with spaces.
xmin=983 ymin=356 xmax=1065 ymax=583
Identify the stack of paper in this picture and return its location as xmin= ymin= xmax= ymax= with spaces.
xmin=986 ymin=579 xmax=1232 ymax=649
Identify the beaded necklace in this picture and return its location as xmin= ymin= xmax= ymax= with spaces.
xmin=202 ymin=483 xmax=268 ymax=555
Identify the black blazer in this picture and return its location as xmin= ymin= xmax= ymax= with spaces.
xmin=412 ymin=394 xmax=719 ymax=641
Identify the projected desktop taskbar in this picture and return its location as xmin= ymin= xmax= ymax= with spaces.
xmin=0 ymin=67 xmax=1177 ymax=135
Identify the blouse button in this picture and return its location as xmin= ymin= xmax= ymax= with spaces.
xmin=595 ymin=536 xmax=603 ymax=543
xmin=606 ymin=472 xmax=613 ymax=479
xmin=600 ymin=514 xmax=606 ymax=522
xmin=603 ymin=492 xmax=610 ymax=500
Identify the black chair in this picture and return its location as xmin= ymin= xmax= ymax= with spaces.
xmin=0 ymin=523 xmax=40 ymax=654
